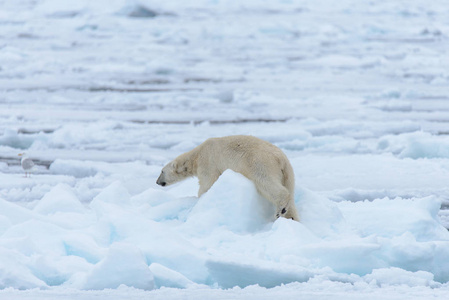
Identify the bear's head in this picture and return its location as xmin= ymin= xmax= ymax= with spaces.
xmin=156 ymin=160 xmax=189 ymax=187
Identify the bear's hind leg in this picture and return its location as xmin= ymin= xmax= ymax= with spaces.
xmin=283 ymin=201 xmax=299 ymax=221
xmin=256 ymin=182 xmax=295 ymax=221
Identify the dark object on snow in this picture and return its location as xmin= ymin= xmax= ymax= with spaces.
xmin=128 ymin=5 xmax=158 ymax=18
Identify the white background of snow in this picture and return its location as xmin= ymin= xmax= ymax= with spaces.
xmin=1 ymin=0 xmax=449 ymax=299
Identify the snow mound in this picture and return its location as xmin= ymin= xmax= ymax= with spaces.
xmin=50 ymin=160 xmax=99 ymax=178
xmin=378 ymin=132 xmax=449 ymax=159
xmin=82 ymin=244 xmax=154 ymax=290
xmin=364 ymin=267 xmax=437 ymax=288
xmin=184 ymin=170 xmax=275 ymax=234
xmin=34 ymin=184 xmax=85 ymax=215
xmin=339 ymin=196 xmax=448 ymax=241
xmin=0 ymin=129 xmax=48 ymax=150
xmin=149 ymin=263 xmax=197 ymax=289
xmin=295 ymin=187 xmax=350 ymax=238
xmin=0 ymin=247 xmax=47 ymax=290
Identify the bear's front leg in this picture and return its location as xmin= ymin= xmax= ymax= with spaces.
xmin=197 ymin=168 xmax=221 ymax=197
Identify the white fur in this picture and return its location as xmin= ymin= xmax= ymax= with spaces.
xmin=156 ymin=135 xmax=299 ymax=221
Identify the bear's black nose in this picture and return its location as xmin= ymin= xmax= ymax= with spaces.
xmin=161 ymin=182 xmax=166 ymax=186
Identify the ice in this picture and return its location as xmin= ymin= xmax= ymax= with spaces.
xmin=371 ymin=100 xmax=413 ymax=112
xmin=82 ymin=243 xmax=154 ymax=290
xmin=206 ymin=257 xmax=313 ymax=289
xmin=1 ymin=169 xmax=448 ymax=293
xmin=295 ymin=187 xmax=349 ymax=238
xmin=90 ymin=181 xmax=131 ymax=207
xmin=2 ymin=0 xmax=449 ymax=298
xmin=378 ymin=132 xmax=449 ymax=159
xmin=184 ymin=170 xmax=275 ymax=234
xmin=0 ymin=129 xmax=47 ymax=150
xmin=34 ymin=184 xmax=86 ymax=215
xmin=119 ymin=4 xmax=159 ymax=18
xmin=0 ymin=198 xmax=35 ymax=225
xmin=149 ymin=263 xmax=197 ymax=289
xmin=0 ymin=247 xmax=47 ymax=290
xmin=50 ymin=160 xmax=98 ymax=178
xmin=364 ymin=267 xmax=437 ymax=288
xmin=338 ymin=196 xmax=447 ymax=241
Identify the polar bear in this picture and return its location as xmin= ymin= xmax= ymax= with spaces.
xmin=156 ymin=135 xmax=299 ymax=221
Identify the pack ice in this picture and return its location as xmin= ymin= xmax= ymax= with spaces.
xmin=0 ymin=168 xmax=448 ymax=290
xmin=1 ymin=0 xmax=449 ymax=298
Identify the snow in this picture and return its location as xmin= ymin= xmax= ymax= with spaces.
xmin=184 ymin=170 xmax=275 ymax=234
xmin=1 ymin=172 xmax=449 ymax=296
xmin=1 ymin=0 xmax=449 ymax=299
xmin=81 ymin=243 xmax=155 ymax=291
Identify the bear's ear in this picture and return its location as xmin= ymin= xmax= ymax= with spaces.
xmin=180 ymin=162 xmax=188 ymax=174
xmin=171 ymin=161 xmax=178 ymax=170
xmin=174 ymin=161 xmax=187 ymax=174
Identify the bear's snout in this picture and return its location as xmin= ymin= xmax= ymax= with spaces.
xmin=156 ymin=175 xmax=166 ymax=187
xmin=156 ymin=179 xmax=166 ymax=186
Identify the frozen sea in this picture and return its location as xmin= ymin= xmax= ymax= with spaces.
xmin=1 ymin=0 xmax=449 ymax=299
